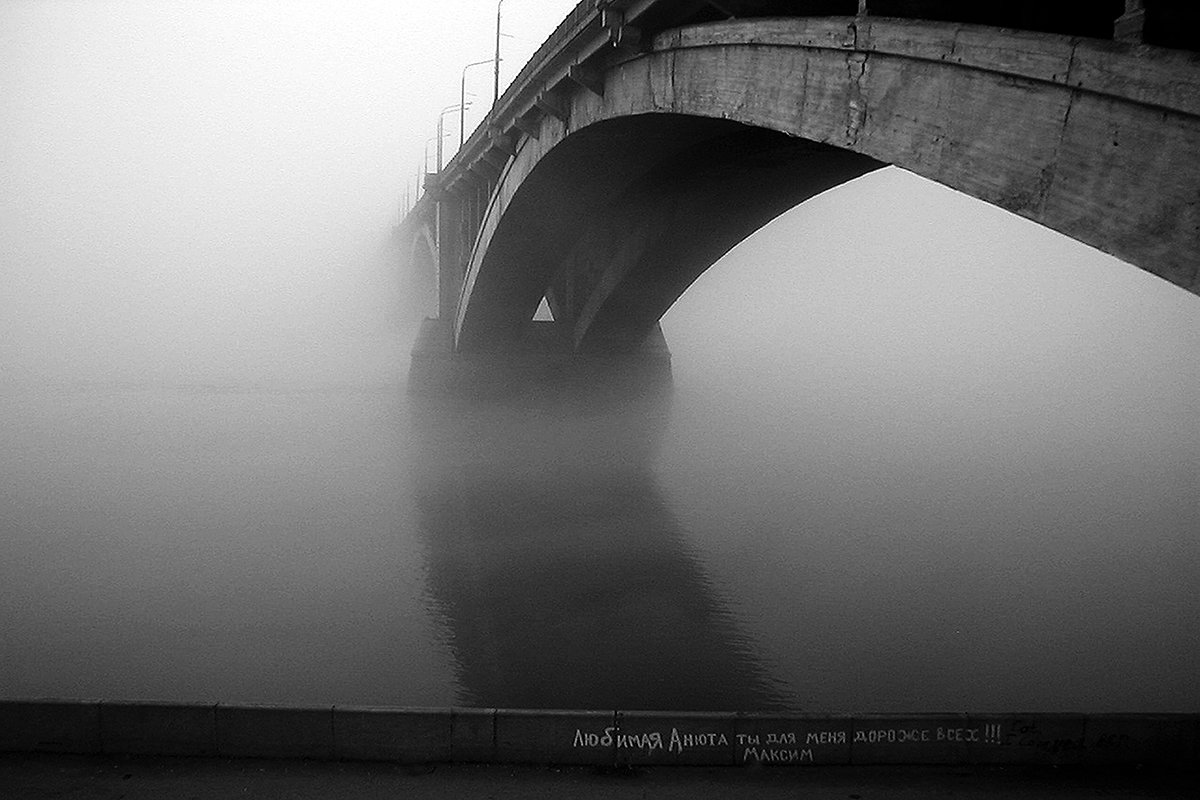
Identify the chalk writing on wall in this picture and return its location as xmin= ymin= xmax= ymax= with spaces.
xmin=568 ymin=718 xmax=1105 ymax=764
xmin=572 ymin=727 xmax=731 ymax=754
xmin=743 ymin=746 xmax=814 ymax=763
xmin=735 ymin=731 xmax=820 ymax=763
xmin=853 ymin=725 xmax=980 ymax=744
xmin=997 ymin=720 xmax=1085 ymax=756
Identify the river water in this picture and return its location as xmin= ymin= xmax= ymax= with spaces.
xmin=5 ymin=1 xmax=1197 ymax=716
xmin=3 ymin=174 xmax=1199 ymax=714
xmin=2 ymin=345 xmax=1196 ymax=713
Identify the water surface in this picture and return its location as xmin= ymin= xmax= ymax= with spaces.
xmin=3 ymin=345 xmax=1196 ymax=712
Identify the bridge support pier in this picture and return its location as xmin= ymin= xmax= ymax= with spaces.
xmin=408 ymin=318 xmax=672 ymax=399
xmin=434 ymin=198 xmax=467 ymax=323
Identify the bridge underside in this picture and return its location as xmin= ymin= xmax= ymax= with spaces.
xmin=460 ymin=116 xmax=883 ymax=355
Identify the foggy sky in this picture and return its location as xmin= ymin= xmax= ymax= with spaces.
xmin=0 ymin=0 xmax=575 ymax=385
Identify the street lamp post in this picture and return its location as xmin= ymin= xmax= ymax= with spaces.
xmin=494 ymin=1 xmax=573 ymax=105
xmin=423 ymin=135 xmax=439 ymax=176
xmin=494 ymin=0 xmax=505 ymax=106
xmin=461 ymin=58 xmax=497 ymax=146
xmin=436 ymin=103 xmax=469 ymax=171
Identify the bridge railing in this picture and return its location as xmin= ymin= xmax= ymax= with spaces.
xmin=423 ymin=0 xmax=1200 ymax=207
xmin=441 ymin=2 xmax=594 ymax=179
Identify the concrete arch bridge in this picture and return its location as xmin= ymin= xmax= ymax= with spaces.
xmin=397 ymin=0 xmax=1200 ymax=391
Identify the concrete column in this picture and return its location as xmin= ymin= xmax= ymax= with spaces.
xmin=436 ymin=196 xmax=465 ymax=322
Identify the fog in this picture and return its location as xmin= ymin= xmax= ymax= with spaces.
xmin=0 ymin=0 xmax=524 ymax=387
xmin=665 ymin=169 xmax=1200 ymax=494
xmin=2 ymin=1 xmax=1198 ymax=711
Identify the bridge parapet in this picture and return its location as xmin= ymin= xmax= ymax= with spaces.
xmin=421 ymin=0 xmax=1199 ymax=204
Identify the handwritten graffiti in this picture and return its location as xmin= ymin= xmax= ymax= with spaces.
xmin=572 ymin=726 xmax=729 ymax=754
xmin=743 ymin=747 xmax=813 ymax=763
xmin=853 ymin=725 xmax=985 ymax=744
xmin=573 ymin=727 xmax=614 ymax=748
xmin=570 ymin=719 xmax=1108 ymax=763
xmin=669 ymin=729 xmax=729 ymax=752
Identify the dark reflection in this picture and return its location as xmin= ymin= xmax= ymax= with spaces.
xmin=408 ymin=367 xmax=785 ymax=711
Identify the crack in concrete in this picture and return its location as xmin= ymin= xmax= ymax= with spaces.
xmin=648 ymin=53 xmax=661 ymax=110
xmin=843 ymin=18 xmax=869 ymax=146
xmin=669 ymin=49 xmax=676 ymax=111
xmin=845 ymin=50 xmax=869 ymax=147
xmin=1042 ymin=40 xmax=1081 ymax=214
xmin=651 ymin=49 xmax=675 ymax=112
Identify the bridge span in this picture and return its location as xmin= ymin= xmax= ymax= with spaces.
xmin=398 ymin=0 xmax=1200 ymax=388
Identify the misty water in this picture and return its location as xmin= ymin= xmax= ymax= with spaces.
xmin=4 ymin=170 xmax=1198 ymax=714
xmin=4 ymin=2 xmax=1198 ymax=714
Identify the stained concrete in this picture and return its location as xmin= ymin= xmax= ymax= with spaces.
xmin=1 ymin=754 xmax=1195 ymax=799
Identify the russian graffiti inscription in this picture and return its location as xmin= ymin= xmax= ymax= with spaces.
xmin=562 ymin=715 xmax=1158 ymax=766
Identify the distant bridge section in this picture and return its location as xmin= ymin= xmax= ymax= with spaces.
xmin=397 ymin=0 xmax=1200 ymax=381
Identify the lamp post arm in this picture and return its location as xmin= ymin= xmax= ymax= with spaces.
xmin=436 ymin=104 xmax=469 ymax=172
xmin=461 ymin=58 xmax=497 ymax=147
xmin=494 ymin=0 xmax=505 ymax=106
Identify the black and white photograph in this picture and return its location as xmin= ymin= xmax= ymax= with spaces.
xmin=2 ymin=1 xmax=1197 ymax=796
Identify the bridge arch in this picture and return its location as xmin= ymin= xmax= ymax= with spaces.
xmin=452 ymin=16 xmax=1199 ymax=353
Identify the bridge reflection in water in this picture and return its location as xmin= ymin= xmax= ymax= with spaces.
xmin=407 ymin=362 xmax=786 ymax=711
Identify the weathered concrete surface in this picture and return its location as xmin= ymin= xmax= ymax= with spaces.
xmin=2 ymin=755 xmax=1196 ymax=799
xmin=400 ymin=13 xmax=1200 ymax=358
xmin=0 ymin=700 xmax=101 ymax=754
xmin=101 ymin=701 xmax=217 ymax=757
xmin=4 ymin=701 xmax=1197 ymax=769
xmin=496 ymin=710 xmax=616 ymax=765
xmin=215 ymin=704 xmax=334 ymax=760
xmin=450 ymin=708 xmax=496 ymax=763
xmin=546 ymin=131 xmax=882 ymax=353
xmin=332 ymin=707 xmax=451 ymax=763
xmin=449 ymin=116 xmax=751 ymax=350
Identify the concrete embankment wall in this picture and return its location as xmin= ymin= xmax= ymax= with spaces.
xmin=2 ymin=701 xmax=1196 ymax=769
